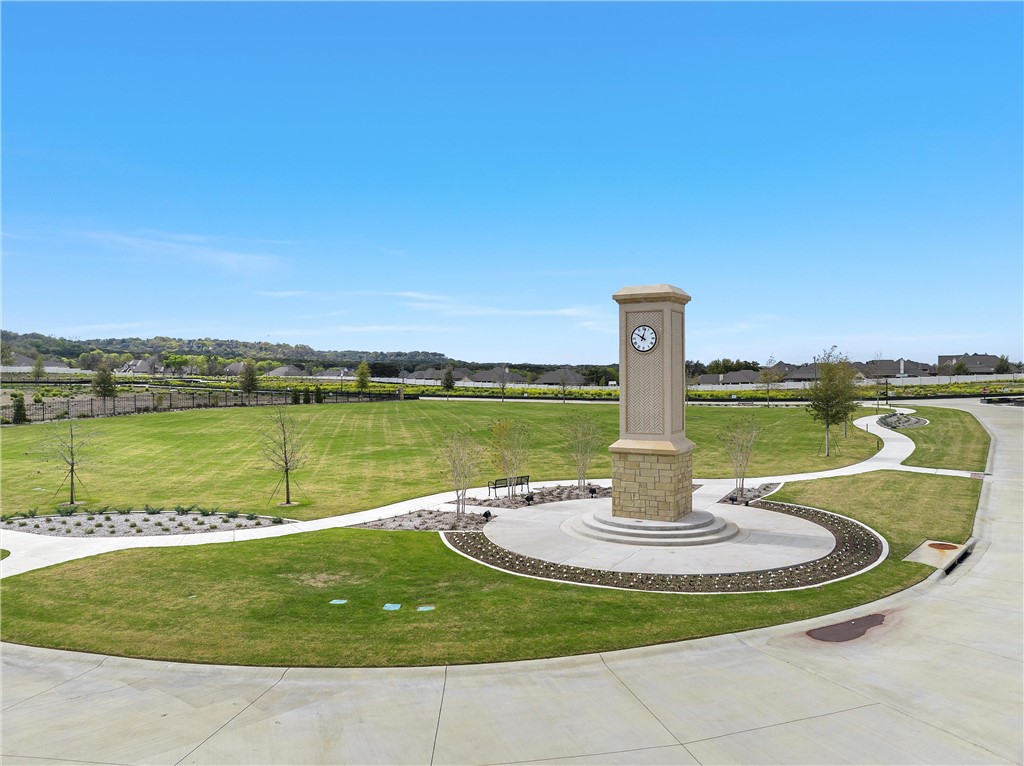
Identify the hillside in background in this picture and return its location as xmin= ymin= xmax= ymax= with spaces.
xmin=0 ymin=329 xmax=448 ymax=369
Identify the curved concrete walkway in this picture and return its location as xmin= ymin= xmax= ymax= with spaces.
xmin=2 ymin=401 xmax=1021 ymax=765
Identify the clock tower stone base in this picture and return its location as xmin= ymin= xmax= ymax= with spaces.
xmin=610 ymin=439 xmax=693 ymax=522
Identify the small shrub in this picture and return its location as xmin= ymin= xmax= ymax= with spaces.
xmin=18 ymin=521 xmax=27 ymax=527
xmin=86 ymin=515 xmax=95 ymax=521
xmin=272 ymin=516 xmax=284 ymax=525
xmin=26 ymin=509 xmax=38 ymax=518
xmin=86 ymin=528 xmax=95 ymax=535
xmin=47 ymin=526 xmax=55 ymax=531
xmin=226 ymin=510 xmax=239 ymax=519
xmin=143 ymin=517 xmax=150 ymax=522
xmin=128 ymin=521 xmax=137 ymax=528
xmin=57 ymin=507 xmax=75 ymax=517
xmin=246 ymin=513 xmax=257 ymax=521
xmin=108 ymin=529 xmax=116 ymax=534
xmin=73 ymin=520 xmax=82 ymax=527
xmin=200 ymin=509 xmax=213 ymax=517
xmin=118 ymin=508 xmax=131 ymax=515
xmin=255 ymin=520 xmax=262 ymax=525
xmin=134 ymin=528 xmax=142 ymax=533
xmin=104 ymin=515 xmax=112 ymax=521
xmin=196 ymin=519 xmax=205 ymax=526
xmin=176 ymin=507 xmax=189 ymax=516
xmin=33 ymin=523 xmax=40 ymax=529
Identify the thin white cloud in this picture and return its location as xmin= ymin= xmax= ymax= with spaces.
xmin=82 ymin=230 xmax=278 ymax=272
xmin=388 ymin=291 xmax=453 ymax=303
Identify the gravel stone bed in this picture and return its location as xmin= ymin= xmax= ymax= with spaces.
xmin=444 ymin=500 xmax=884 ymax=593
xmin=353 ymin=509 xmax=490 ymax=531
xmin=879 ymin=413 xmax=928 ymax=429
xmin=1 ymin=510 xmax=294 ymax=537
xmin=716 ymin=482 xmax=781 ymax=504
xmin=474 ymin=483 xmax=702 ymax=509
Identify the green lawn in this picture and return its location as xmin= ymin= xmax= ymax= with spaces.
xmin=896 ymin=405 xmax=990 ymax=472
xmin=0 ymin=549 xmax=9 ymax=561
xmin=1 ymin=401 xmax=877 ymax=521
xmin=0 ymin=402 xmax=985 ymax=667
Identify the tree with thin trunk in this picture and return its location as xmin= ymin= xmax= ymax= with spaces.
xmin=47 ymin=416 xmax=97 ymax=505
xmin=563 ymin=410 xmax=603 ymax=491
xmin=0 ymin=343 xmax=13 ymax=366
xmin=442 ymin=365 xmax=455 ymax=399
xmin=92 ymin=363 xmax=117 ymax=400
xmin=355 ymin=361 xmax=372 ymax=392
xmin=806 ymin=346 xmax=859 ymax=457
xmin=497 ymin=366 xmax=509 ymax=403
xmin=32 ymin=354 xmax=46 ymax=382
xmin=994 ymin=355 xmax=1012 ymax=375
xmin=436 ymin=430 xmax=479 ymax=524
xmin=238 ymin=359 xmax=258 ymax=403
xmin=490 ymin=418 xmax=529 ymax=497
xmin=719 ymin=414 xmax=759 ymax=500
xmin=260 ymin=407 xmax=306 ymax=506
xmin=758 ymin=356 xmax=785 ymax=407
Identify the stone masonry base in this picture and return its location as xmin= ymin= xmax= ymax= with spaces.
xmin=611 ymin=448 xmax=693 ymax=521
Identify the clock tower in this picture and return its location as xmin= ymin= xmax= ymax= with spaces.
xmin=609 ymin=284 xmax=694 ymax=522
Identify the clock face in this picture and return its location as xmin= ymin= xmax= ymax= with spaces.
xmin=630 ymin=325 xmax=657 ymax=352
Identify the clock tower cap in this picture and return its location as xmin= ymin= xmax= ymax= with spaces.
xmin=613 ymin=284 xmax=691 ymax=306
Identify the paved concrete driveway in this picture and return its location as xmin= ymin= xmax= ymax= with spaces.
xmin=2 ymin=400 xmax=1021 ymax=765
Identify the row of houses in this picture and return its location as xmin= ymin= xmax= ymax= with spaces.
xmin=697 ymin=354 xmax=1017 ymax=386
xmin=399 ymin=366 xmax=586 ymax=386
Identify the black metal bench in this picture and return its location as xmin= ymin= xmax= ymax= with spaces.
xmin=488 ymin=475 xmax=530 ymax=497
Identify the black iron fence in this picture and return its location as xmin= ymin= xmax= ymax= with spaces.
xmin=1 ymin=389 xmax=403 ymax=424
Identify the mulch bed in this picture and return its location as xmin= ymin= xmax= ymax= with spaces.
xmin=717 ymin=482 xmax=780 ymax=505
xmin=444 ymin=499 xmax=884 ymax=593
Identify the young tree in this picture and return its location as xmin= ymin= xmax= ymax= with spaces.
xmin=497 ymin=366 xmax=510 ymax=403
xmin=758 ymin=356 xmax=786 ymax=407
xmin=32 ymin=354 xmax=46 ymax=382
xmin=995 ymin=355 xmax=1012 ymax=374
xmin=238 ymin=360 xmax=258 ymax=402
xmin=1 ymin=343 xmax=14 ymax=366
xmin=952 ymin=358 xmax=969 ymax=378
xmin=260 ymin=407 xmax=306 ymax=506
xmin=719 ymin=414 xmax=759 ymax=500
xmin=490 ymin=418 xmax=529 ymax=497
xmin=436 ymin=430 xmax=479 ymax=524
xmin=806 ymin=346 xmax=859 ymax=457
xmin=11 ymin=392 xmax=29 ymax=424
xmin=556 ymin=368 xmax=574 ymax=403
xmin=46 ymin=416 xmax=98 ymax=505
xmin=563 ymin=410 xmax=604 ymax=491
xmin=290 ymin=388 xmax=301 ymax=405
xmin=302 ymin=388 xmax=312 ymax=404
xmin=314 ymin=385 xmax=324 ymax=404
xmin=91 ymin=364 xmax=117 ymax=400
xmin=442 ymin=365 xmax=456 ymax=398
xmin=355 ymin=361 xmax=372 ymax=392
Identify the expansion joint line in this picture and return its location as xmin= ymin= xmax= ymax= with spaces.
xmin=598 ymin=653 xmax=686 ymax=751
xmin=174 ymin=666 xmax=290 ymax=766
xmin=429 ymin=665 xmax=448 ymax=766
xmin=1 ymin=653 xmax=113 ymax=713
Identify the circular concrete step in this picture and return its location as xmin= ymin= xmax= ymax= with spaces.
xmin=566 ymin=508 xmax=740 ymax=547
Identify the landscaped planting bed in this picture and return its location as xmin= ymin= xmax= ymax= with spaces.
xmin=0 ymin=507 xmax=292 ymax=537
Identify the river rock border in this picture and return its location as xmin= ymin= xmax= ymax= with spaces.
xmin=443 ymin=500 xmax=885 ymax=593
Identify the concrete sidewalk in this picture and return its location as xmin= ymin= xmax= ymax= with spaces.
xmin=2 ymin=400 xmax=1020 ymax=765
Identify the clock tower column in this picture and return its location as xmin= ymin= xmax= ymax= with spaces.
xmin=609 ymin=284 xmax=694 ymax=522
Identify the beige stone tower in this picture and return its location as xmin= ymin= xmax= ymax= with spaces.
xmin=609 ymin=284 xmax=694 ymax=521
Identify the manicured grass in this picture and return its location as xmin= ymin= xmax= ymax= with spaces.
xmin=0 ymin=402 xmax=877 ymax=521
xmin=0 ymin=549 xmax=9 ymax=560
xmin=0 ymin=471 xmax=982 ymax=667
xmin=769 ymin=471 xmax=982 ymax=558
xmin=896 ymin=405 xmax=990 ymax=472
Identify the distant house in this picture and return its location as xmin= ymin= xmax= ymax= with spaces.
xmin=120 ymin=356 xmax=162 ymax=375
xmin=535 ymin=368 xmax=584 ymax=386
xmin=855 ymin=359 xmax=934 ymax=378
xmin=319 ymin=367 xmax=350 ymax=378
xmin=721 ymin=370 xmax=760 ymax=385
xmin=786 ymin=362 xmax=865 ymax=382
xmin=224 ymin=361 xmax=246 ymax=376
xmin=407 ymin=368 xmax=442 ymax=381
xmin=12 ymin=354 xmax=36 ymax=366
xmin=472 ymin=367 xmax=526 ymax=385
xmin=698 ymin=373 xmax=723 ymax=385
xmin=267 ymin=365 xmax=306 ymax=377
xmin=937 ymin=353 xmax=1003 ymax=375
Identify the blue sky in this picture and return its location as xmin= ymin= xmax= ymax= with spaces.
xmin=3 ymin=2 xmax=1021 ymax=366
